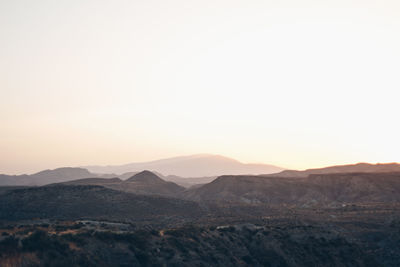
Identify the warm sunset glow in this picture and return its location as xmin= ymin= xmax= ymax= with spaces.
xmin=1 ymin=0 xmax=399 ymax=174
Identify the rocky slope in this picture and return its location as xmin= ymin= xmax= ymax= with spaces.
xmin=185 ymin=172 xmax=400 ymax=205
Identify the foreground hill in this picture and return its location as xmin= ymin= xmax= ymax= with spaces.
xmin=54 ymin=171 xmax=185 ymax=197
xmin=0 ymin=168 xmax=98 ymax=186
xmin=83 ymin=154 xmax=284 ymax=177
xmin=266 ymin=162 xmax=400 ymax=178
xmin=0 ymin=185 xmax=202 ymax=223
xmin=185 ymin=172 xmax=400 ymax=205
xmin=0 ymin=223 xmax=375 ymax=267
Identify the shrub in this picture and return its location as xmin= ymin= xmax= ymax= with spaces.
xmin=22 ymin=230 xmax=68 ymax=254
xmin=0 ymin=235 xmax=19 ymax=255
xmin=242 ymin=255 xmax=254 ymax=264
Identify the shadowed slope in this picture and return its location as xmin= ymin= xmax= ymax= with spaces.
xmin=0 ymin=185 xmax=203 ymax=222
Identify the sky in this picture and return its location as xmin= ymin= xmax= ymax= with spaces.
xmin=1 ymin=0 xmax=400 ymax=174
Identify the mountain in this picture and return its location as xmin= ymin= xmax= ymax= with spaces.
xmin=83 ymin=154 xmax=284 ymax=177
xmin=117 ymin=171 xmax=216 ymax=188
xmin=112 ymin=171 xmax=185 ymax=196
xmin=0 ymin=155 xmax=282 ymax=187
xmin=265 ymin=162 xmax=400 ymax=178
xmin=0 ymin=174 xmax=31 ymax=186
xmin=184 ymin=172 xmax=400 ymax=205
xmin=0 ymin=167 xmax=98 ymax=186
xmin=126 ymin=170 xmax=164 ymax=183
xmin=54 ymin=171 xmax=185 ymax=197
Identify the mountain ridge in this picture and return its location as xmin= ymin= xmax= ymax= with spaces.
xmin=82 ymin=154 xmax=284 ymax=177
xmin=0 ymin=167 xmax=97 ymax=186
xmin=265 ymin=162 xmax=400 ymax=178
xmin=184 ymin=172 xmax=400 ymax=205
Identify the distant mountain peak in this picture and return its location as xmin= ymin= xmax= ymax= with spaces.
xmin=83 ymin=154 xmax=284 ymax=177
xmin=126 ymin=170 xmax=164 ymax=183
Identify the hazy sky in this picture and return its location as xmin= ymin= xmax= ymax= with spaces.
xmin=1 ymin=0 xmax=400 ymax=174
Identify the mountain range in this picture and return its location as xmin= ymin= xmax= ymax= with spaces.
xmin=3 ymin=169 xmax=400 ymax=222
xmin=266 ymin=162 xmax=400 ymax=178
xmin=0 ymin=167 xmax=95 ymax=186
xmin=82 ymin=154 xmax=284 ymax=177
xmin=0 ymin=154 xmax=283 ymax=187
xmin=1 ymin=159 xmax=400 ymax=266
xmin=1 ymin=159 xmax=400 ymax=190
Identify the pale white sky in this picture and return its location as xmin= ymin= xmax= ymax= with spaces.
xmin=1 ymin=0 xmax=399 ymax=174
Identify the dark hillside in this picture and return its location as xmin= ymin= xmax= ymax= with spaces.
xmin=0 ymin=185 xmax=203 ymax=223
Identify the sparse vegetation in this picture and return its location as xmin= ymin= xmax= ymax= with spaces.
xmin=0 ymin=220 xmax=383 ymax=267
